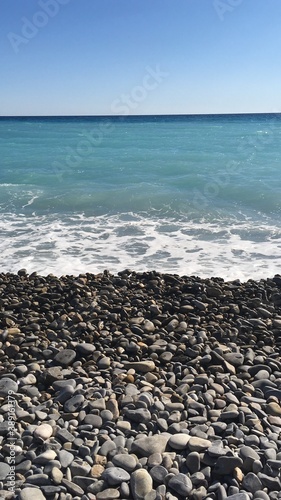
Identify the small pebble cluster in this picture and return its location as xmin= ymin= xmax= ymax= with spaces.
xmin=1 ymin=270 xmax=281 ymax=500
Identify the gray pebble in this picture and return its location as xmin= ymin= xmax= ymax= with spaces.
xmin=102 ymin=466 xmax=130 ymax=485
xmin=168 ymin=473 xmax=193 ymax=496
xmin=0 ymin=377 xmax=18 ymax=396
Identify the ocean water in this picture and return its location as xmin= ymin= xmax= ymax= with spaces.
xmin=1 ymin=114 xmax=281 ymax=281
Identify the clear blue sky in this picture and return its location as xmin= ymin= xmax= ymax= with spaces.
xmin=1 ymin=0 xmax=281 ymax=116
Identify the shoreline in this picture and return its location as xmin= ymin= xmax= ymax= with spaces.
xmin=1 ymin=269 xmax=281 ymax=499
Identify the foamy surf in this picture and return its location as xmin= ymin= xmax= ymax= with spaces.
xmin=0 ymin=212 xmax=280 ymax=281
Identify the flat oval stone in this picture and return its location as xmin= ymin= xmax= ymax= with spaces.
xmin=242 ymin=472 xmax=262 ymax=493
xmin=64 ymin=394 xmax=85 ymax=413
xmin=131 ymin=469 xmax=153 ymax=500
xmin=19 ymin=488 xmax=46 ymax=500
xmin=26 ymin=473 xmax=50 ymax=485
xmin=0 ymin=463 xmax=11 ymax=480
xmin=102 ymin=467 xmax=130 ymax=485
xmin=186 ymin=451 xmax=200 ymax=473
xmin=54 ymin=349 xmax=76 ymax=366
xmin=150 ymin=465 xmax=168 ymax=483
xmin=0 ymin=377 xmax=18 ymax=396
xmin=169 ymin=473 xmax=192 ymax=496
xmin=33 ymin=450 xmax=57 ymax=464
xmin=61 ymin=478 xmax=84 ymax=496
xmin=34 ymin=423 xmax=53 ymax=440
xmin=168 ymin=434 xmax=190 ymax=450
xmin=112 ymin=453 xmax=137 ymax=472
xmin=123 ymin=361 xmax=156 ymax=373
xmin=188 ymin=437 xmax=211 ymax=452
xmin=77 ymin=343 xmax=96 ymax=355
xmin=214 ymin=456 xmax=243 ymax=475
xmin=98 ymin=356 xmax=111 ymax=369
xmin=96 ymin=489 xmax=120 ymax=500
xmin=50 ymin=466 xmax=63 ymax=485
xmin=226 ymin=494 xmax=251 ymax=500
xmin=84 ymin=414 xmax=103 ymax=428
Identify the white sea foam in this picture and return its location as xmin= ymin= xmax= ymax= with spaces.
xmin=0 ymin=212 xmax=281 ymax=281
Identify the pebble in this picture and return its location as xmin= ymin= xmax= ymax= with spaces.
xmin=33 ymin=423 xmax=53 ymax=440
xmin=168 ymin=473 xmax=193 ymax=496
xmin=96 ymin=489 xmax=120 ymax=499
xmin=131 ymin=435 xmax=170 ymax=456
xmin=123 ymin=361 xmax=156 ymax=373
xmin=0 ymin=463 xmax=11 ymax=480
xmin=112 ymin=453 xmax=137 ymax=472
xmin=188 ymin=437 xmax=211 ymax=452
xmin=242 ymin=472 xmax=263 ymax=493
xmin=131 ymin=469 xmax=153 ymax=500
xmin=54 ymin=349 xmax=76 ymax=366
xmin=0 ymin=377 xmax=18 ymax=396
xmin=168 ymin=433 xmax=190 ymax=450
xmin=2 ymin=271 xmax=281 ymax=499
xmin=19 ymin=488 xmax=47 ymax=500
xmin=102 ymin=467 xmax=131 ymax=485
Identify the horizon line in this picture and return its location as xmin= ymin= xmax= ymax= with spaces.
xmin=1 ymin=111 xmax=281 ymax=119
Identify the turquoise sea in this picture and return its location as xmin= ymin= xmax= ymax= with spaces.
xmin=1 ymin=114 xmax=281 ymax=280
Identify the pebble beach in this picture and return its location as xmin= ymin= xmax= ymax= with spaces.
xmin=1 ymin=270 xmax=281 ymax=499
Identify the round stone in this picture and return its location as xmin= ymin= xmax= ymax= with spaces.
xmin=98 ymin=357 xmax=111 ymax=369
xmin=34 ymin=423 xmax=53 ymax=440
xmin=84 ymin=414 xmax=103 ymax=428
